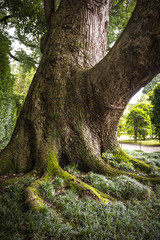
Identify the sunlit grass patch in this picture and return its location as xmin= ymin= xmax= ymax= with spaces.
xmin=120 ymin=138 xmax=160 ymax=146
xmin=84 ymin=173 xmax=151 ymax=200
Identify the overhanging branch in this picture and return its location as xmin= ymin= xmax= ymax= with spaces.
xmin=9 ymin=52 xmax=38 ymax=65
xmin=88 ymin=0 xmax=160 ymax=109
xmin=9 ymin=52 xmax=20 ymax=62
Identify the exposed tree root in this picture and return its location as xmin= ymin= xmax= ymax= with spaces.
xmin=97 ymin=160 xmax=160 ymax=183
xmin=1 ymin=147 xmax=160 ymax=213
xmin=84 ymin=151 xmax=160 ymax=184
xmin=24 ymin=174 xmax=114 ymax=212
xmin=16 ymin=152 xmax=115 ymax=211
xmin=120 ymin=150 xmax=159 ymax=173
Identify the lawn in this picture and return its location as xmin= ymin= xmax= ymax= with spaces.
xmin=119 ymin=138 xmax=160 ymax=146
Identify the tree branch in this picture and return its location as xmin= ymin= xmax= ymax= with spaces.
xmin=9 ymin=52 xmax=38 ymax=65
xmin=88 ymin=0 xmax=160 ymax=110
xmin=9 ymin=52 xmax=20 ymax=62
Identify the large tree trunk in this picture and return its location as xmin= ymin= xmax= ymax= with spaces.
xmin=0 ymin=0 xmax=160 ymax=175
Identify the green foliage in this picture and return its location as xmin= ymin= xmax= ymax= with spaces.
xmin=53 ymin=176 xmax=65 ymax=189
xmin=108 ymin=0 xmax=136 ymax=49
xmin=117 ymin=116 xmax=126 ymax=137
xmin=84 ymin=173 xmax=150 ymax=200
xmin=125 ymin=150 xmax=160 ymax=177
xmin=41 ymin=183 xmax=159 ymax=240
xmin=149 ymin=83 xmax=160 ymax=140
xmin=0 ymin=178 xmax=73 ymax=240
xmin=1 ymin=157 xmax=160 ymax=240
xmin=126 ymin=150 xmax=160 ymax=167
xmin=143 ymin=74 xmax=160 ymax=95
xmin=102 ymin=152 xmax=135 ymax=172
xmin=0 ymin=60 xmax=34 ymax=150
xmin=137 ymin=93 xmax=150 ymax=104
xmin=126 ymin=106 xmax=151 ymax=141
xmin=134 ymin=103 xmax=152 ymax=116
xmin=64 ymin=164 xmax=80 ymax=177
xmin=0 ymin=0 xmax=44 ymax=71
xmin=39 ymin=181 xmax=55 ymax=201
xmin=1 ymin=0 xmax=45 ymax=39
xmin=0 ymin=32 xmax=16 ymax=150
xmin=13 ymin=64 xmax=34 ymax=114
xmin=14 ymin=48 xmax=40 ymax=71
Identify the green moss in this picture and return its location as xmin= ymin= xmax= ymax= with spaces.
xmin=25 ymin=186 xmax=44 ymax=211
xmin=0 ymin=159 xmax=15 ymax=174
xmin=45 ymin=150 xmax=113 ymax=203
xmin=103 ymin=149 xmax=156 ymax=175
xmin=122 ymin=151 xmax=152 ymax=173
xmin=95 ymin=151 xmax=160 ymax=184
xmin=46 ymin=150 xmax=61 ymax=176
xmin=24 ymin=176 xmax=51 ymax=211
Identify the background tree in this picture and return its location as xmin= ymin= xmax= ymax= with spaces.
xmin=117 ymin=116 xmax=126 ymax=137
xmin=0 ymin=0 xmax=45 ymax=68
xmin=149 ymin=83 xmax=160 ymax=140
xmin=108 ymin=0 xmax=136 ymax=49
xmin=126 ymin=106 xmax=151 ymax=141
xmin=0 ymin=0 xmax=44 ymax=149
xmin=143 ymin=74 xmax=160 ymax=95
xmin=13 ymin=65 xmax=35 ymax=116
xmin=0 ymin=32 xmax=16 ymax=150
xmin=133 ymin=103 xmax=152 ymax=118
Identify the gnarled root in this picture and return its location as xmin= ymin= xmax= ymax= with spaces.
xmin=82 ymin=150 xmax=160 ymax=184
xmin=24 ymin=153 xmax=115 ymax=211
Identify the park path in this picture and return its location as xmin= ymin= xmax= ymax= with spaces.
xmin=121 ymin=143 xmax=160 ymax=153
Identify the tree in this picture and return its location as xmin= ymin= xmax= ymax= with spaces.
xmin=150 ymin=83 xmax=160 ymax=140
xmin=13 ymin=65 xmax=35 ymax=116
xmin=0 ymin=0 xmax=160 ymax=207
xmin=108 ymin=0 xmax=136 ymax=49
xmin=126 ymin=107 xmax=151 ymax=141
xmin=0 ymin=32 xmax=16 ymax=150
xmin=143 ymin=74 xmax=160 ymax=94
xmin=0 ymin=0 xmax=45 ymax=69
xmin=117 ymin=116 xmax=126 ymax=137
xmin=133 ymin=103 xmax=153 ymax=119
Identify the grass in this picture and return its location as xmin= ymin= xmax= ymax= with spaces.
xmin=0 ymin=150 xmax=160 ymax=240
xmin=119 ymin=138 xmax=160 ymax=146
xmin=84 ymin=173 xmax=151 ymax=200
xmin=125 ymin=150 xmax=160 ymax=177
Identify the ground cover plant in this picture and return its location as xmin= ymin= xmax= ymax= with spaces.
xmin=125 ymin=150 xmax=160 ymax=177
xmin=0 ymin=150 xmax=160 ymax=240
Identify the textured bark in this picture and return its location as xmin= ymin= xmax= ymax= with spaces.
xmin=0 ymin=0 xmax=160 ymax=174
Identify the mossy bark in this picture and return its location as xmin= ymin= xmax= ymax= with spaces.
xmin=0 ymin=0 xmax=160 ymax=185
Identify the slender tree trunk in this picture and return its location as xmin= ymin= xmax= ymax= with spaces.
xmin=0 ymin=0 xmax=160 ymax=175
